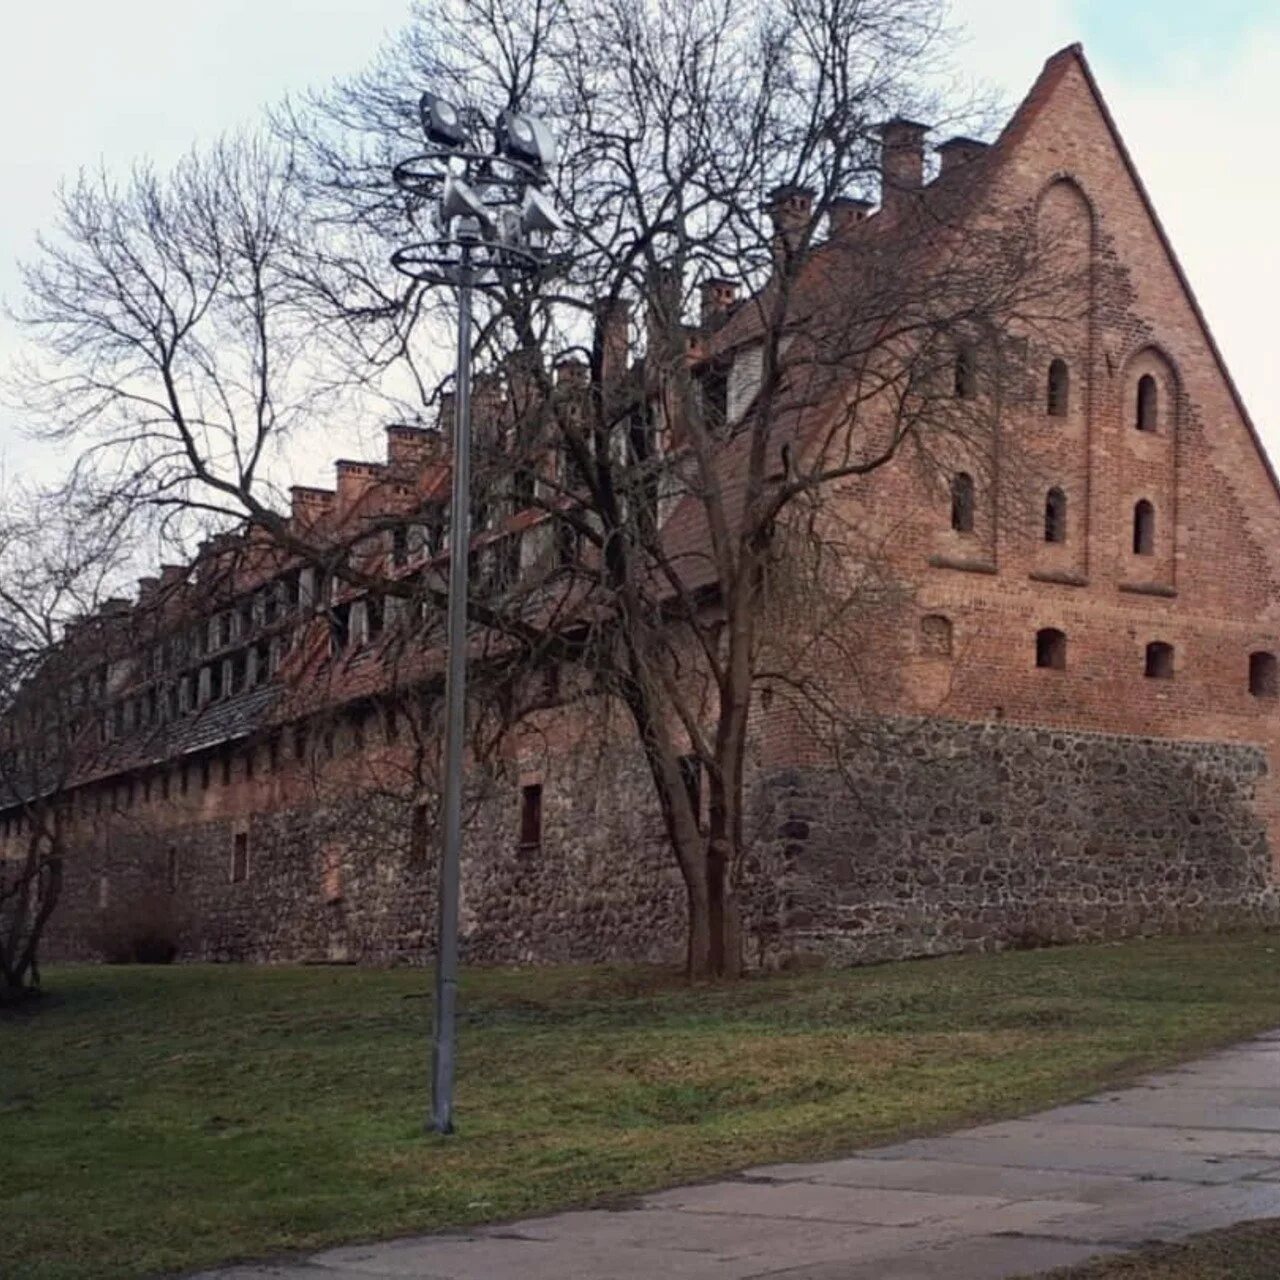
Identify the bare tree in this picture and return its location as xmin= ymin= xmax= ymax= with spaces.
xmin=12 ymin=0 xmax=1076 ymax=977
xmin=0 ymin=491 xmax=134 ymax=999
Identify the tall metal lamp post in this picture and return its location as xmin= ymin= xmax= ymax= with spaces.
xmin=392 ymin=94 xmax=566 ymax=1135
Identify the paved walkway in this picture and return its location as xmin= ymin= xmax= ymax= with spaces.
xmin=195 ymin=1031 xmax=1280 ymax=1280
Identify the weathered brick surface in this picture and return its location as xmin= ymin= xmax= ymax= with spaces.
xmin=30 ymin=48 xmax=1280 ymax=969
xmin=44 ymin=738 xmax=687 ymax=966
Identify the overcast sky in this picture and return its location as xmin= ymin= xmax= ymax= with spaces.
xmin=2 ymin=0 xmax=1277 ymax=485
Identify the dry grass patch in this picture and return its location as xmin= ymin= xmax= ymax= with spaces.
xmin=3 ymin=933 xmax=1280 ymax=1279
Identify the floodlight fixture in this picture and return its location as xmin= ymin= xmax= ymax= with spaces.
xmin=497 ymin=109 xmax=557 ymax=171
xmin=420 ymin=91 xmax=469 ymax=149
xmin=440 ymin=174 xmax=492 ymax=234
xmin=520 ymin=186 xmax=567 ymax=237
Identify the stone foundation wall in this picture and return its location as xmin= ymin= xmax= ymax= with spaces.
xmin=43 ymin=740 xmax=687 ymax=967
xmin=42 ymin=717 xmax=1278 ymax=970
xmin=750 ymin=717 xmax=1279 ymax=966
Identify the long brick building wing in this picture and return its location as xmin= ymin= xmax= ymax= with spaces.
xmin=10 ymin=43 xmax=1280 ymax=967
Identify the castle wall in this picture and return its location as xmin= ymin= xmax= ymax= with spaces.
xmin=41 ymin=734 xmax=688 ymax=968
xmin=24 ymin=49 xmax=1280 ymax=974
xmin=753 ymin=717 xmax=1278 ymax=966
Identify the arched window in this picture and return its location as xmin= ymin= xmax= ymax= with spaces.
xmin=1145 ymin=641 xmax=1174 ymax=679
xmin=920 ymin=614 xmax=953 ymax=656
xmin=1136 ymin=374 xmax=1158 ymax=431
xmin=1249 ymin=651 xmax=1277 ymax=698
xmin=954 ymin=346 xmax=976 ymax=400
xmin=950 ymin=472 xmax=975 ymax=533
xmin=1047 ymin=359 xmax=1069 ymax=417
xmin=1036 ymin=627 xmax=1067 ymax=670
xmin=1044 ymin=487 xmax=1067 ymax=543
xmin=1133 ymin=500 xmax=1155 ymax=556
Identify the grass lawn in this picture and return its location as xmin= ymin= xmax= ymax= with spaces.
xmin=4 ymin=933 xmax=1280 ymax=1280
xmin=1037 ymin=1218 xmax=1280 ymax=1278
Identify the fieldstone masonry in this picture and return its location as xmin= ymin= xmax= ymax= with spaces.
xmin=26 ymin=46 xmax=1280 ymax=971
xmin=753 ymin=718 xmax=1278 ymax=966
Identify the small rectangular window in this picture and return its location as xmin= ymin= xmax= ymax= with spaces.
xmin=231 ymin=832 xmax=249 ymax=883
xmin=411 ymin=802 xmax=430 ymax=863
xmin=519 ymin=783 xmax=543 ymax=851
xmin=167 ymin=845 xmax=178 ymax=893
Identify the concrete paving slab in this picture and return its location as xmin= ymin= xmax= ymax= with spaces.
xmin=460 ymin=1207 xmax=897 ymax=1253
xmin=1014 ymin=1179 xmax=1280 ymax=1247
xmin=1024 ymin=1098 xmax=1280 ymax=1132
xmin=963 ymin=1119 xmax=1280 ymax=1159
xmin=868 ymin=1135 xmax=1278 ymax=1182
xmin=744 ymin=1157 xmax=1174 ymax=1205
xmin=748 ymin=1235 xmax=1123 ymax=1279
xmin=191 ymin=1032 xmax=1280 ymax=1280
xmin=640 ymin=1181 xmax=1010 ymax=1225
xmin=313 ymin=1219 xmax=938 ymax=1279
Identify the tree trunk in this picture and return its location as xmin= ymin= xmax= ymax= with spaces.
xmin=684 ymin=842 xmax=743 ymax=980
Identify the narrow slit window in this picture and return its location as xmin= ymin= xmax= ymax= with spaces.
xmin=1047 ymin=359 xmax=1069 ymax=417
xmin=1136 ymin=374 xmax=1158 ymax=431
xmin=1044 ymin=487 xmax=1067 ymax=544
xmin=954 ymin=346 xmax=977 ymax=399
xmin=519 ymin=783 xmax=543 ymax=851
xmin=950 ymin=472 xmax=975 ymax=533
xmin=410 ymin=802 xmax=430 ymax=863
xmin=231 ymin=832 xmax=249 ymax=883
xmin=1133 ymin=500 xmax=1155 ymax=556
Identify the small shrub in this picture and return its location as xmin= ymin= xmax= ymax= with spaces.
xmin=87 ymin=889 xmax=187 ymax=965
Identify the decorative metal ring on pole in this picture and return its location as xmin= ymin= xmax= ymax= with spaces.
xmin=392 ymin=149 xmax=543 ymax=199
xmin=390 ymin=237 xmax=545 ymax=286
xmin=391 ymin=94 xmax=567 ymax=1139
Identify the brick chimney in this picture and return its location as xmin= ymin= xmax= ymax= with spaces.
xmin=879 ymin=117 xmax=929 ymax=219
xmin=504 ymin=348 xmax=545 ymax=428
xmin=437 ymin=391 xmax=456 ymax=438
xmin=766 ymin=184 xmax=815 ymax=266
xmin=827 ymin=196 xmax=874 ymax=238
xmin=385 ymin=423 xmax=442 ymax=470
xmin=699 ymin=277 xmax=739 ymax=329
xmin=645 ymin=265 xmax=683 ymax=360
xmin=290 ymin=486 xmax=335 ymax=532
xmin=335 ymin=459 xmax=385 ymax=516
xmin=936 ymin=136 xmax=989 ymax=177
xmin=596 ymin=299 xmax=630 ymax=388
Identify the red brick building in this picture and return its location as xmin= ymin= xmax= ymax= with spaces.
xmin=11 ymin=44 xmax=1280 ymax=967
